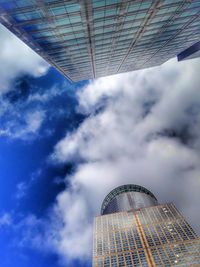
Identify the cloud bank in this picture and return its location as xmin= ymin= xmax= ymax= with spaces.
xmin=49 ymin=57 xmax=200 ymax=264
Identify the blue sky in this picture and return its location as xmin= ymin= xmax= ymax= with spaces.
xmin=0 ymin=23 xmax=200 ymax=267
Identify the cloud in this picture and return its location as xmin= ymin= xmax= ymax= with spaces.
xmin=1 ymin=109 xmax=46 ymax=140
xmin=49 ymin=57 xmax=200 ymax=264
xmin=0 ymin=213 xmax=12 ymax=227
xmin=0 ymin=24 xmax=49 ymax=93
xmin=49 ymin=190 xmax=92 ymax=262
xmin=0 ymin=79 xmax=77 ymax=141
xmin=15 ymin=169 xmax=42 ymax=201
xmin=15 ymin=182 xmax=29 ymax=200
xmin=27 ymin=84 xmax=66 ymax=104
xmin=25 ymin=111 xmax=45 ymax=134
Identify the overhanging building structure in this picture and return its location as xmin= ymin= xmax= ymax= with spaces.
xmin=0 ymin=1 xmax=200 ymax=82
xmin=93 ymin=184 xmax=200 ymax=266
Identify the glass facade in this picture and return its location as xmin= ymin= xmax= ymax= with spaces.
xmin=101 ymin=184 xmax=158 ymax=215
xmin=93 ymin=185 xmax=200 ymax=266
xmin=0 ymin=1 xmax=200 ymax=82
xmin=178 ymin=40 xmax=200 ymax=61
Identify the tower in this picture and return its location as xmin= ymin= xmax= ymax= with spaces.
xmin=0 ymin=1 xmax=200 ymax=82
xmin=93 ymin=184 xmax=200 ymax=266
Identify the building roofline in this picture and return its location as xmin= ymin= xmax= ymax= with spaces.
xmin=101 ymin=184 xmax=157 ymax=215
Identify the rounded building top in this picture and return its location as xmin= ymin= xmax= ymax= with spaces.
xmin=101 ymin=184 xmax=157 ymax=215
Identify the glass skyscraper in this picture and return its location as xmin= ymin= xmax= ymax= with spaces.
xmin=93 ymin=184 xmax=200 ymax=266
xmin=178 ymin=40 xmax=200 ymax=61
xmin=0 ymin=1 xmax=200 ymax=82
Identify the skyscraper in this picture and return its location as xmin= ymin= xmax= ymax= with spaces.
xmin=0 ymin=1 xmax=200 ymax=82
xmin=93 ymin=184 xmax=200 ymax=266
xmin=178 ymin=40 xmax=200 ymax=61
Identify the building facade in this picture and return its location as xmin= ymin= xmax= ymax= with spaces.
xmin=177 ymin=40 xmax=200 ymax=61
xmin=0 ymin=1 xmax=200 ymax=82
xmin=93 ymin=184 xmax=200 ymax=267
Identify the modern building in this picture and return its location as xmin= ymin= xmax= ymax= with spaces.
xmin=0 ymin=1 xmax=200 ymax=82
xmin=93 ymin=184 xmax=200 ymax=267
xmin=177 ymin=40 xmax=200 ymax=61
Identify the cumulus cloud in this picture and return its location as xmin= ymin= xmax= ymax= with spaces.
xmin=49 ymin=57 xmax=200 ymax=264
xmin=0 ymin=24 xmax=49 ymax=93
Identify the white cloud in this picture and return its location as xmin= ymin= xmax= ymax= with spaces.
xmin=2 ymin=110 xmax=46 ymax=140
xmin=51 ymin=190 xmax=92 ymax=262
xmin=0 ymin=213 xmax=12 ymax=227
xmin=27 ymin=84 xmax=66 ymax=103
xmin=25 ymin=111 xmax=45 ymax=134
xmin=0 ymin=24 xmax=49 ymax=93
xmin=0 ymin=81 xmax=69 ymax=141
xmin=49 ymin=57 xmax=200 ymax=263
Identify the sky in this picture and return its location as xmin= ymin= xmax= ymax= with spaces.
xmin=0 ymin=23 xmax=200 ymax=267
